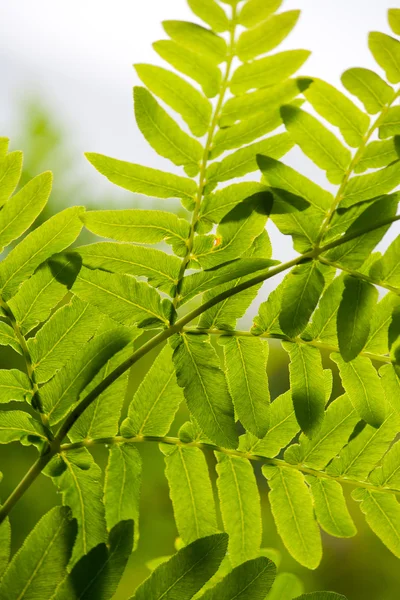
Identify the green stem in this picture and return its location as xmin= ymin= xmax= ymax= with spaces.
xmin=59 ymin=434 xmax=400 ymax=498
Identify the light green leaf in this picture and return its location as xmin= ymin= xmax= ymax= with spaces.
xmin=134 ymin=87 xmax=202 ymax=175
xmin=370 ymin=234 xmax=400 ymax=287
xmin=306 ymin=476 xmax=357 ymax=538
xmin=303 ymin=275 xmax=344 ymax=345
xmin=104 ymin=445 xmax=141 ymax=548
xmin=281 ymin=105 xmax=351 ymax=184
xmin=154 ymin=40 xmax=221 ymax=98
xmin=199 ymin=557 xmax=276 ymax=600
xmin=41 ymin=327 xmax=133 ymax=424
xmin=284 ymin=394 xmax=358 ymax=470
xmin=0 ymin=370 xmax=32 ymax=404
xmin=72 ymin=267 xmax=169 ymax=328
xmin=352 ymin=488 xmax=400 ymax=558
xmin=54 ymin=450 xmax=107 ymax=565
xmin=8 ymin=253 xmax=82 ymax=335
xmin=332 ymin=354 xmax=387 ymax=428
xmin=220 ymin=336 xmax=270 ymax=438
xmin=27 ymin=296 xmax=100 ymax=384
xmin=327 ymin=409 xmax=400 ymax=479
xmin=163 ymin=445 xmax=218 ymax=544
xmin=369 ymin=32 xmax=400 ymax=84
xmin=380 ymin=363 xmax=400 ymax=417
xmin=340 ymin=161 xmax=400 ymax=208
xmin=304 ymin=78 xmax=369 ymax=147
xmin=206 ymin=133 xmax=293 ymax=187
xmin=122 ymin=345 xmax=183 ymax=437
xmin=251 ymin=284 xmax=285 ymax=337
xmin=200 ymin=183 xmax=268 ymax=226
xmin=262 ymin=465 xmax=322 ymax=569
xmin=0 ymin=322 xmax=22 ymax=355
xmin=370 ymin=438 xmax=400 ymax=490
xmin=216 ymin=453 xmax=262 ymax=567
xmin=172 ymin=333 xmax=238 ymax=449
xmin=0 ymin=507 xmax=76 ymax=600
xmin=0 ymin=151 xmax=23 ymax=208
xmin=341 ymin=67 xmax=394 ymax=115
xmin=379 ymin=106 xmax=400 ymax=138
xmin=163 ymin=21 xmax=227 ymax=64
xmin=86 ymin=153 xmax=197 ymax=200
xmin=0 ymin=171 xmax=52 ymax=252
xmin=364 ymin=292 xmax=400 ymax=354
xmin=239 ymin=0 xmax=282 ymax=28
xmin=283 ymin=342 xmax=325 ymax=438
xmin=389 ymin=9 xmax=400 ymax=35
xmin=237 ymin=11 xmax=300 ymax=61
xmin=0 ymin=206 xmax=84 ymax=301
xmin=131 ymin=533 xmax=228 ymax=600
xmin=337 ymin=276 xmax=378 ymax=362
xmin=354 ymin=138 xmax=400 ymax=173
xmin=0 ymin=138 xmax=8 ymax=159
xmin=0 ymin=411 xmax=47 ymax=444
xmin=267 ymin=572 xmax=304 ymax=600
xmin=187 ymin=0 xmax=229 ymax=33
xmin=280 ymin=261 xmax=325 ymax=338
xmin=53 ymin=521 xmax=133 ymax=600
xmin=76 ymin=242 xmax=181 ymax=296
xmin=230 ymin=50 xmax=310 ymax=95
xmin=220 ymin=79 xmax=301 ymax=127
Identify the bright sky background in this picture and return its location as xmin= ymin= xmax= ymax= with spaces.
xmin=0 ymin=0 xmax=397 ymax=273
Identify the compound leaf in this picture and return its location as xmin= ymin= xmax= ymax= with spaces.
xmin=341 ymin=67 xmax=394 ymax=114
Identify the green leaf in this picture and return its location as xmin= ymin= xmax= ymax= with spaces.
xmin=0 ymin=171 xmax=52 ymax=252
xmin=135 ymin=64 xmax=212 ymax=137
xmin=332 ymin=354 xmax=387 ymax=428
xmin=41 ymin=327 xmax=133 ymax=424
xmin=337 ymin=276 xmax=378 ymax=362
xmin=305 ymin=476 xmax=357 ymax=538
xmin=200 ymin=183 xmax=268 ymax=226
xmin=304 ymin=78 xmax=369 ymax=147
xmin=370 ymin=438 xmax=400 ymax=490
xmin=282 ymin=342 xmax=325 ymax=438
xmin=230 ymin=50 xmax=310 ymax=95
xmin=76 ymin=242 xmax=181 ymax=296
xmin=379 ymin=106 xmax=400 ymax=138
xmin=370 ymin=234 xmax=400 ymax=287
xmin=262 ymin=465 xmax=322 ymax=569
xmin=27 ymin=296 xmax=100 ymax=384
xmin=104 ymin=445 xmax=141 ymax=549
xmin=153 ymin=40 xmax=221 ymax=98
xmin=295 ymin=594 xmax=347 ymax=600
xmin=54 ymin=521 xmax=133 ymax=600
xmin=303 ymin=275 xmax=344 ymax=345
xmin=82 ymin=209 xmax=189 ymax=255
xmin=352 ymin=488 xmax=400 ymax=558
xmin=0 ymin=507 xmax=76 ymax=600
xmin=172 ymin=333 xmax=238 ymax=449
xmin=281 ymin=105 xmax=351 ymax=184
xmin=121 ymin=345 xmax=183 ymax=437
xmin=389 ymin=9 xmax=400 ymax=35
xmin=280 ymin=261 xmax=325 ymax=338
xmin=163 ymin=445 xmax=218 ymax=544
xmin=8 ymin=253 xmax=82 ymax=335
xmin=0 ymin=411 xmax=47 ymax=444
xmin=54 ymin=450 xmax=107 ymax=565
xmin=85 ymin=153 xmax=197 ymax=200
xmin=364 ymin=292 xmax=400 ymax=354
xmin=220 ymin=79 xmax=301 ymax=127
xmin=0 ymin=322 xmax=21 ymax=355
xmin=239 ymin=0 xmax=282 ymax=28
xmin=241 ymin=390 xmax=299 ymax=458
xmin=251 ymin=284 xmax=285 ymax=337
xmin=206 ymin=133 xmax=293 ymax=187
xmin=0 ymin=369 xmax=32 ymax=403
xmin=284 ymin=394 xmax=358 ymax=470
xmin=187 ymin=0 xmax=229 ymax=33
xmin=237 ymin=11 xmax=300 ymax=61
xmin=0 ymin=151 xmax=23 ymax=208
xmin=220 ymin=336 xmax=270 ymax=438
xmin=163 ymin=21 xmax=227 ymax=64
xmin=131 ymin=533 xmax=228 ymax=600
xmin=0 ymin=516 xmax=10 ymax=581
xmin=199 ymin=557 xmax=276 ymax=600
xmin=354 ymin=138 xmax=400 ymax=173
xmin=267 ymin=572 xmax=304 ymax=600
xmin=134 ymin=87 xmax=202 ymax=176
xmin=339 ymin=161 xmax=400 ymax=208
xmin=341 ymin=67 xmax=394 ymax=114
xmin=327 ymin=409 xmax=400 ymax=479
xmin=0 ymin=206 xmax=84 ymax=301
xmin=369 ymin=32 xmax=400 ymax=84
xmin=72 ymin=267 xmax=169 ymax=328
xmin=216 ymin=453 xmax=262 ymax=567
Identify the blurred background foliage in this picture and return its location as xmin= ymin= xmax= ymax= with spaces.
xmin=0 ymin=98 xmax=399 ymax=600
